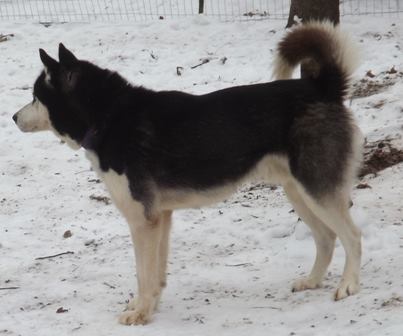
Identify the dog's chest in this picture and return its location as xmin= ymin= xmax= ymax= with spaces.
xmin=85 ymin=150 xmax=143 ymax=217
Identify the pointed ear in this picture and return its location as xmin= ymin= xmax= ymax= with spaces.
xmin=39 ymin=48 xmax=59 ymax=72
xmin=59 ymin=43 xmax=78 ymax=67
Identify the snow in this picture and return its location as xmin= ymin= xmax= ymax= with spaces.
xmin=0 ymin=0 xmax=290 ymax=22
xmin=1 ymin=14 xmax=403 ymax=336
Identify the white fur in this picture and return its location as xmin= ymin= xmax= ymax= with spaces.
xmin=86 ymin=150 xmax=171 ymax=325
xmin=14 ymin=99 xmax=50 ymax=132
xmin=14 ymin=97 xmax=81 ymax=150
xmin=44 ymin=66 xmax=52 ymax=84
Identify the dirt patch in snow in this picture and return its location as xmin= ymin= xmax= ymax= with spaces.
xmin=0 ymin=33 xmax=13 ymax=43
xmin=350 ymin=68 xmax=403 ymax=98
xmin=360 ymin=138 xmax=403 ymax=177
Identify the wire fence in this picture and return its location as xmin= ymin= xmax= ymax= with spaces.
xmin=0 ymin=0 xmax=402 ymax=23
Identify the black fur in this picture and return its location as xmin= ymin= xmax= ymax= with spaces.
xmin=32 ymin=45 xmax=353 ymax=211
xmin=288 ymin=102 xmax=353 ymax=197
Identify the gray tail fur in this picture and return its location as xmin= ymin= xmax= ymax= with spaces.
xmin=273 ymin=21 xmax=359 ymax=102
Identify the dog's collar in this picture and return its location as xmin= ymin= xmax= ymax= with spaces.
xmin=81 ymin=127 xmax=99 ymax=150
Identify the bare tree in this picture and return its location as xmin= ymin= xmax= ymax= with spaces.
xmin=199 ymin=0 xmax=204 ymax=14
xmin=286 ymin=0 xmax=340 ymax=28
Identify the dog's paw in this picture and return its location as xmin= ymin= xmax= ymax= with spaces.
xmin=291 ymin=277 xmax=322 ymax=292
xmin=126 ymin=297 xmax=138 ymax=311
xmin=119 ymin=309 xmax=151 ymax=325
xmin=127 ymin=296 xmax=161 ymax=312
xmin=334 ymin=279 xmax=360 ymax=301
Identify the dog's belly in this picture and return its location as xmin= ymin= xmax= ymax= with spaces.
xmin=159 ymin=184 xmax=236 ymax=210
xmin=159 ymin=154 xmax=291 ymax=210
xmin=87 ymin=149 xmax=291 ymax=213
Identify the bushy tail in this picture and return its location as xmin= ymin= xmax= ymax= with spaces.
xmin=273 ymin=21 xmax=359 ymax=101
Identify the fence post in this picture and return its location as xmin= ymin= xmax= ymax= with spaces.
xmin=199 ymin=0 xmax=204 ymax=14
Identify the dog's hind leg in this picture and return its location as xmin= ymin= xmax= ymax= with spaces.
xmin=299 ymin=189 xmax=362 ymax=300
xmin=119 ymin=213 xmax=164 ymax=325
xmin=283 ymin=181 xmax=336 ymax=292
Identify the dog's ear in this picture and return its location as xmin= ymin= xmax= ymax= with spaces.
xmin=58 ymin=43 xmax=78 ymax=68
xmin=58 ymin=44 xmax=79 ymax=89
xmin=39 ymin=48 xmax=59 ymax=73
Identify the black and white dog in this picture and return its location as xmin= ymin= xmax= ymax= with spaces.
xmin=13 ymin=21 xmax=363 ymax=325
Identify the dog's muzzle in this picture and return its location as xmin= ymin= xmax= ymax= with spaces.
xmin=12 ymin=101 xmax=52 ymax=133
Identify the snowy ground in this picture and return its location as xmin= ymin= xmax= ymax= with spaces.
xmin=1 ymin=15 xmax=403 ymax=336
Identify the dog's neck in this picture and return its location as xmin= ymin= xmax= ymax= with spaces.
xmin=81 ymin=127 xmax=99 ymax=150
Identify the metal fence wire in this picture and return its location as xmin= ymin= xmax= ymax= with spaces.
xmin=0 ymin=0 xmax=402 ymax=23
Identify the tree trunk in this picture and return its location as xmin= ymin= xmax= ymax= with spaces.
xmin=199 ymin=0 xmax=204 ymax=14
xmin=286 ymin=0 xmax=340 ymax=28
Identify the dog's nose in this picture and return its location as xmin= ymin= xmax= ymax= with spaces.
xmin=12 ymin=113 xmax=18 ymax=123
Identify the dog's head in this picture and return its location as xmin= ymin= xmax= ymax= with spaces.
xmin=13 ymin=44 xmax=111 ymax=150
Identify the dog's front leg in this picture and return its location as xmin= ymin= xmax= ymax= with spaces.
xmin=119 ymin=215 xmax=164 ymax=325
xmin=158 ymin=210 xmax=172 ymax=290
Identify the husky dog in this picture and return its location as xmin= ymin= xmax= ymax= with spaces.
xmin=13 ymin=21 xmax=362 ymax=325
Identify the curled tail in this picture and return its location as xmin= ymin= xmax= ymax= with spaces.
xmin=273 ymin=21 xmax=359 ymax=101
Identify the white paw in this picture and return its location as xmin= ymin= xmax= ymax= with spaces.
xmin=292 ymin=277 xmax=322 ymax=292
xmin=334 ymin=279 xmax=360 ymax=300
xmin=127 ymin=295 xmax=161 ymax=312
xmin=119 ymin=309 xmax=151 ymax=325
xmin=126 ymin=297 xmax=138 ymax=311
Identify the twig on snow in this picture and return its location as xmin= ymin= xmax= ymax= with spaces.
xmin=0 ymin=34 xmax=14 ymax=43
xmin=251 ymin=306 xmax=282 ymax=310
xmin=89 ymin=194 xmax=111 ymax=205
xmin=103 ymin=282 xmax=116 ymax=289
xmin=225 ymin=263 xmax=253 ymax=267
xmin=35 ymin=251 xmax=75 ymax=260
xmin=176 ymin=66 xmax=184 ymax=76
xmin=191 ymin=58 xmax=210 ymax=69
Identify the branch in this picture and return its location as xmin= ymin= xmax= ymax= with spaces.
xmin=35 ymin=251 xmax=75 ymax=260
xmin=225 ymin=263 xmax=253 ymax=267
xmin=191 ymin=58 xmax=210 ymax=69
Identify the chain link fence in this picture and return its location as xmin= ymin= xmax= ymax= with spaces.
xmin=0 ymin=0 xmax=402 ymax=23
